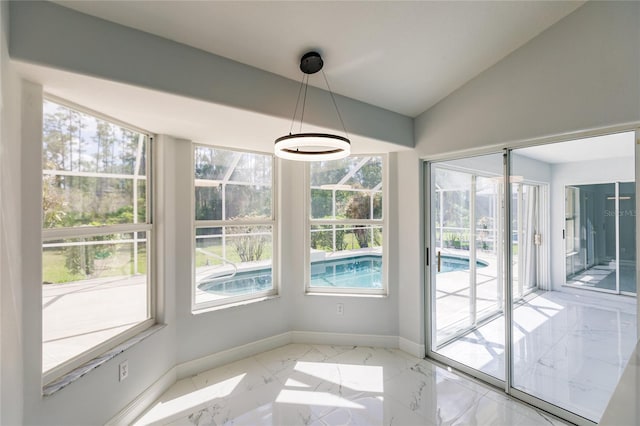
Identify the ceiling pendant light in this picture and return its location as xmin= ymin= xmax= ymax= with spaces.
xmin=275 ymin=51 xmax=351 ymax=161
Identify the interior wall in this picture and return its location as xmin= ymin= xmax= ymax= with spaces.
xmin=551 ymin=157 xmax=634 ymax=291
xmin=286 ymin=154 xmax=399 ymax=338
xmin=414 ymin=1 xmax=640 ymax=157
xmin=0 ymin=0 xmax=24 ymax=423
xmin=403 ymin=1 xmax=640 ymax=348
xmin=13 ymin=83 xmax=178 ymax=425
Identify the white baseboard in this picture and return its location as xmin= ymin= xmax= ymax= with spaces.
xmin=176 ymin=332 xmax=292 ymax=379
xmin=398 ymin=337 xmax=425 ymax=358
xmin=291 ymin=330 xmax=399 ymax=349
xmin=106 ymin=366 xmax=177 ymax=426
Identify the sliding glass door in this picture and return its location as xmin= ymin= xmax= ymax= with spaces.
xmin=426 ymin=130 xmax=638 ymax=425
xmin=428 ymin=153 xmax=506 ymax=382
xmin=565 ymin=182 xmax=636 ymax=295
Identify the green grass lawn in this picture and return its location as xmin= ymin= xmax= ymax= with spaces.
xmin=43 ymin=246 xmax=147 ymax=284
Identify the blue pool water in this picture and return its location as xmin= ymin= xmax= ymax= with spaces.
xmin=439 ymin=255 xmax=488 ymax=273
xmin=198 ymin=254 xmax=382 ymax=295
xmin=310 ymin=255 xmax=382 ymax=289
xmin=198 ymin=270 xmax=272 ymax=296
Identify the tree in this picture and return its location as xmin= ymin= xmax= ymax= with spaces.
xmin=231 ymin=226 xmax=267 ymax=262
xmin=345 ymin=192 xmax=380 ymax=248
xmin=42 ymin=173 xmax=67 ymax=228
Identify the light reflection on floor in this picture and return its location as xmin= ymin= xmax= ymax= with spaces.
xmin=135 ymin=344 xmax=566 ymax=425
xmin=438 ymin=290 xmax=637 ymax=422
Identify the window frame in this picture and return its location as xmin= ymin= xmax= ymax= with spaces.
xmin=305 ymin=154 xmax=388 ymax=296
xmin=191 ymin=144 xmax=278 ymax=311
xmin=41 ymin=95 xmax=156 ymax=385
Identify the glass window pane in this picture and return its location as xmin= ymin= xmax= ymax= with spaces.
xmin=229 ymin=152 xmax=272 ymax=185
xmin=195 ymin=226 xmax=273 ymax=305
xmin=344 ymin=156 xmax=383 ymax=190
xmin=43 ymin=176 xmax=144 ymax=227
xmin=309 ymin=224 xmax=382 ymax=289
xmin=225 ymin=184 xmax=272 ymax=220
xmin=42 ymin=232 xmax=149 ymax=372
xmin=194 ymin=147 xmax=272 ymax=221
xmin=42 ymin=100 xmax=148 ymax=229
xmin=195 ymin=185 xmax=223 ymax=221
xmin=194 ymin=146 xmax=236 ymax=181
xmin=43 ymin=101 xmax=147 ymax=175
xmin=310 ymin=156 xmax=383 ymax=220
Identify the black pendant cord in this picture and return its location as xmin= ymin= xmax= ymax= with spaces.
xmin=321 ymin=69 xmax=350 ymax=139
xmin=299 ymin=74 xmax=309 ymax=134
xmin=289 ymin=74 xmax=306 ymax=136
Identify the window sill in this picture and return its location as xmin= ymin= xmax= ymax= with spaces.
xmin=305 ymin=292 xmax=388 ymax=298
xmin=42 ymin=323 xmax=166 ymax=397
xmin=192 ymin=294 xmax=280 ymax=315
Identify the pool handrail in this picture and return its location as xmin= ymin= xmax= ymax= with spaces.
xmin=196 ymin=248 xmax=238 ymax=282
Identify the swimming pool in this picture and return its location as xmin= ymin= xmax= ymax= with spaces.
xmin=198 ymin=254 xmax=382 ymax=295
xmin=197 ymin=269 xmax=272 ymax=296
xmin=310 ymin=255 xmax=382 ymax=289
xmin=439 ymin=255 xmax=489 ymax=273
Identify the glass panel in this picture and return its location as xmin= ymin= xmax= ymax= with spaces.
xmin=619 ymin=182 xmax=636 ymax=294
xmin=565 ymin=183 xmax=617 ymax=291
xmin=42 ymin=101 xmax=148 ymax=228
xmin=195 ymin=185 xmax=223 ymax=221
xmin=430 ymin=154 xmax=505 ymax=381
xmin=310 ymin=156 xmax=383 ymax=220
xmin=225 ymin=184 xmax=272 ymax=220
xmin=194 ymin=147 xmax=272 ymax=221
xmin=309 ymin=224 xmax=382 ymax=290
xmin=229 ymin=152 xmax=272 ymax=184
xmin=42 ymin=232 xmax=149 ymax=372
xmin=195 ymin=226 xmax=273 ymax=305
xmin=43 ymin=176 xmax=144 ymax=227
xmin=512 ymin=183 xmax=539 ymax=299
xmin=475 ymin=176 xmax=503 ymax=319
xmin=194 ymin=146 xmax=236 ymax=181
xmin=511 ymin=132 xmax=637 ymax=422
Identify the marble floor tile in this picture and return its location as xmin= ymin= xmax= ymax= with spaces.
xmin=136 ymin=344 xmax=567 ymax=426
xmin=435 ymin=290 xmax=636 ymax=423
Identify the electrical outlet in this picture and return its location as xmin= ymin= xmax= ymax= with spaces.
xmin=119 ymin=360 xmax=129 ymax=382
xmin=336 ymin=303 xmax=344 ymax=315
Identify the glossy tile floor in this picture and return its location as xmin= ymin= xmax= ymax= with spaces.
xmin=135 ymin=344 xmax=566 ymax=426
xmin=439 ymin=290 xmax=637 ymax=422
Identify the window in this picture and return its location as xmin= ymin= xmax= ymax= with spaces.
xmin=193 ymin=146 xmax=276 ymax=309
xmin=42 ymin=99 xmax=153 ymax=383
xmin=307 ymin=155 xmax=386 ymax=294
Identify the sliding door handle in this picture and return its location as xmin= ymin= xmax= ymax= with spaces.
xmin=437 ymin=251 xmax=442 ymax=273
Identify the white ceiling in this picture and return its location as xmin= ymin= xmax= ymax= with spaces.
xmin=516 ymin=131 xmax=636 ymax=164
xmin=52 ymin=0 xmax=584 ymax=118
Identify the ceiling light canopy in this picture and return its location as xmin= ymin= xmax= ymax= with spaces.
xmin=274 ymin=51 xmax=351 ymax=162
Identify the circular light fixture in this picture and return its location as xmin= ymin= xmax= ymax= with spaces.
xmin=275 ymin=51 xmax=351 ymax=161
xmin=275 ymin=133 xmax=350 ymax=162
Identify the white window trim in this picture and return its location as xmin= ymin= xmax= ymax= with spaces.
xmin=41 ymin=96 xmax=156 ymax=385
xmin=305 ymin=154 xmax=388 ymax=296
xmin=191 ymin=144 xmax=278 ymax=311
